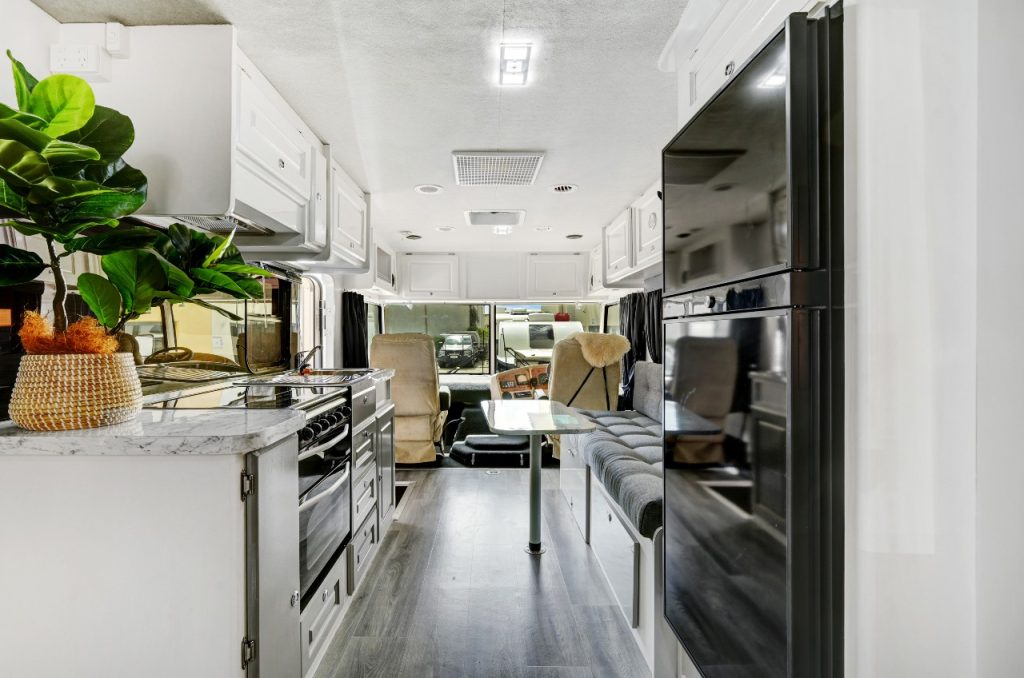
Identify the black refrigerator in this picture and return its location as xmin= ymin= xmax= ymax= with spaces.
xmin=661 ymin=6 xmax=843 ymax=678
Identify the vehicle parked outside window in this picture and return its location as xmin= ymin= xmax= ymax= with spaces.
xmin=494 ymin=303 xmax=601 ymax=371
xmin=382 ymin=303 xmax=490 ymax=374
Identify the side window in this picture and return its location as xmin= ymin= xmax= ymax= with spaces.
xmin=605 ymin=303 xmax=621 ymax=335
xmin=367 ymin=303 xmax=381 ymax=349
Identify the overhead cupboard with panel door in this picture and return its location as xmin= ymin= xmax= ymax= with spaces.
xmin=71 ymin=23 xmax=369 ymax=263
xmin=601 ymin=181 xmax=664 ymax=288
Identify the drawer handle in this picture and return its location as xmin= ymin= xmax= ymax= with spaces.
xmin=608 ymin=513 xmax=613 ymax=523
xmin=321 ymin=589 xmax=328 ymax=603
xmin=278 ymin=158 xmax=286 ymax=169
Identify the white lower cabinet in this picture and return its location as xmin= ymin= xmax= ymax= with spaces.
xmin=560 ymin=439 xmax=590 ymax=541
xmin=590 ymin=478 xmax=641 ymax=628
xmin=300 ymin=555 xmax=348 ymax=678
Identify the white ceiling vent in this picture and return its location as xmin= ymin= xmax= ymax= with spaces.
xmin=464 ymin=210 xmax=527 ymax=226
xmin=452 ymin=151 xmax=545 ymax=186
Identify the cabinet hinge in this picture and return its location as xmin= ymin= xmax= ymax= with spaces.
xmin=241 ymin=637 xmax=256 ymax=670
xmin=241 ymin=472 xmax=255 ymax=501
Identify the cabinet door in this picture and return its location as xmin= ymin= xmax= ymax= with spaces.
xmin=588 ymin=246 xmax=604 ymax=294
xmin=374 ymin=245 xmax=395 ymax=291
xmin=525 ymin=254 xmax=585 ymax=298
xmin=309 ymin=146 xmax=329 ymax=249
xmin=330 ymin=164 xmax=367 ymax=263
xmin=604 ymin=208 xmax=634 ymax=281
xmin=401 ymin=254 xmax=461 ymax=298
xmin=236 ymin=68 xmax=312 ymax=201
xmin=633 ymin=184 xmax=663 ymax=269
xmin=464 ymin=253 xmax=522 ymax=299
xmin=376 ymin=406 xmax=395 ymax=522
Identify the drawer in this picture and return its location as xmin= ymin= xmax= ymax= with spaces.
xmin=351 ymin=467 xmax=377 ymax=529
xmin=347 ymin=512 xmax=378 ymax=594
xmin=351 ymin=380 xmax=377 ymax=425
xmin=300 ymin=554 xmax=347 ymax=677
xmin=352 ymin=423 xmax=376 ymax=479
xmin=590 ymin=483 xmax=640 ymax=627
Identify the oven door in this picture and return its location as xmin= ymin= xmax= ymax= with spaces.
xmin=663 ymin=308 xmax=810 ymax=677
xmin=298 ymin=458 xmax=351 ymax=605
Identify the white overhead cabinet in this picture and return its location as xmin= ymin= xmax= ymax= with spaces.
xmin=588 ymin=246 xmax=605 ymax=295
xmin=78 ymin=24 xmax=369 ymax=261
xmin=341 ymin=242 xmax=397 ymax=295
xmin=601 ymin=182 xmax=664 ymax=288
xmin=525 ymin=254 xmax=586 ymax=298
xmin=464 ymin=253 xmax=522 ymax=300
xmin=400 ymin=254 xmax=461 ymax=299
xmin=633 ymin=183 xmax=663 ymax=269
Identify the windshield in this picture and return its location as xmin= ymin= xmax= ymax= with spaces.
xmin=444 ymin=336 xmax=472 ymax=347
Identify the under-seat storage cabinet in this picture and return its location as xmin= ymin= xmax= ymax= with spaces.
xmin=590 ymin=481 xmax=641 ymax=628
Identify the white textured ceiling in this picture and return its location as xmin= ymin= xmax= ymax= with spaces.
xmin=33 ymin=0 xmax=685 ymax=253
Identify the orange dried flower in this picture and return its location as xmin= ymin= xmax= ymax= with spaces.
xmin=19 ymin=311 xmax=117 ymax=355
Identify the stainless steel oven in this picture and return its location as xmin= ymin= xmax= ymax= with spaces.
xmin=297 ymin=396 xmax=352 ymax=607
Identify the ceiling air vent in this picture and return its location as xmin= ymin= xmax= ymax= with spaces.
xmin=452 ymin=151 xmax=545 ymax=186
xmin=464 ymin=210 xmax=526 ymax=227
xmin=550 ymin=184 xmax=578 ymax=194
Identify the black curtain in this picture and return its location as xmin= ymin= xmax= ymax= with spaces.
xmin=618 ymin=292 xmax=647 ymax=409
xmin=644 ymin=289 xmax=663 ymax=364
xmin=341 ymin=291 xmax=368 ymax=368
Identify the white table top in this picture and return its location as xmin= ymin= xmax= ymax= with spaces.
xmin=482 ymin=399 xmax=596 ymax=436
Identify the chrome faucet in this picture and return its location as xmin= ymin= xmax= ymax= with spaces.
xmin=294 ymin=345 xmax=322 ymax=372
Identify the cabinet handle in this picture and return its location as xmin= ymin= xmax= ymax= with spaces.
xmin=608 ymin=513 xmax=613 ymax=523
xmin=724 ymin=61 xmax=736 ymax=77
xmin=278 ymin=158 xmax=286 ymax=169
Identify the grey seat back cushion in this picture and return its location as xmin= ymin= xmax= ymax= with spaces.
xmin=632 ymin=361 xmax=663 ymax=423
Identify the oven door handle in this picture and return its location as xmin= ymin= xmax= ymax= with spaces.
xmin=299 ymin=466 xmax=350 ymax=513
xmin=297 ymin=423 xmax=350 ymax=461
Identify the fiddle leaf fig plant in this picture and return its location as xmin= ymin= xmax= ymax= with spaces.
xmin=0 ymin=52 xmax=271 ymax=347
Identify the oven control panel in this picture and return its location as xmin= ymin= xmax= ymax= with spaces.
xmin=300 ymin=403 xmax=352 ymax=444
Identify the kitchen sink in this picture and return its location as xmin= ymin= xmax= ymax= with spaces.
xmin=235 ymin=368 xmax=377 ymax=387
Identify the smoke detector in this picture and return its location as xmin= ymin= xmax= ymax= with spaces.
xmin=550 ymin=184 xmax=578 ymax=194
xmin=464 ymin=210 xmax=526 ymax=227
xmin=452 ymin=151 xmax=545 ymax=186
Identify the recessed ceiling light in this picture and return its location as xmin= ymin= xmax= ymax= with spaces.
xmin=493 ymin=225 xmax=513 ymax=236
xmin=534 ymin=226 xmax=552 ymax=232
xmin=565 ymin=233 xmax=583 ymax=240
xmin=401 ymin=231 xmax=422 ymax=240
xmin=436 ymin=226 xmax=455 ymax=232
xmin=550 ymin=184 xmax=578 ymax=194
xmin=499 ymin=44 xmax=532 ymax=86
xmin=415 ymin=184 xmax=443 ymax=194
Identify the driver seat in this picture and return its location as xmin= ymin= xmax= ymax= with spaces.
xmin=370 ymin=333 xmax=450 ymax=464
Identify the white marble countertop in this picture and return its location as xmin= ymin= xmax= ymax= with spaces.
xmin=482 ymin=399 xmax=596 ymax=435
xmin=0 ymin=409 xmax=305 ymax=456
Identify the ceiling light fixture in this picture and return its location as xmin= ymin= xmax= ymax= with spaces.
xmin=493 ymin=225 xmax=513 ymax=236
xmin=499 ymin=43 xmax=532 ymax=86
xmin=415 ymin=184 xmax=443 ymax=194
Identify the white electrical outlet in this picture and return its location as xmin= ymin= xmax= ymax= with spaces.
xmin=49 ymin=44 xmax=111 ymax=81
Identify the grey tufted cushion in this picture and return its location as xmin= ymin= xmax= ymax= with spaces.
xmin=567 ymin=409 xmax=663 ymax=538
xmin=632 ymin=361 xmax=664 ymax=424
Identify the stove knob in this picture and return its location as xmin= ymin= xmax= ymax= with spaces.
xmin=299 ymin=426 xmax=315 ymax=442
xmin=309 ymin=421 xmax=325 ymax=436
xmin=327 ymin=413 xmax=342 ymax=426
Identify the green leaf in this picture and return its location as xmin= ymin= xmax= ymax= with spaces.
xmin=0 ymin=178 xmax=26 ymax=218
xmin=0 ymin=118 xmax=53 ymax=152
xmin=59 ymin=105 xmax=134 ymax=164
xmin=76 ymin=272 xmax=122 ymax=328
xmin=101 ymin=249 xmax=167 ymax=315
xmin=201 ymin=229 xmax=235 ymax=268
xmin=0 ymin=102 xmax=46 ymax=129
xmin=0 ymin=243 xmax=45 ymax=285
xmin=7 ymin=51 xmax=39 ymax=112
xmin=233 ymin=277 xmax=265 ymax=298
xmin=41 ymin=139 xmax=101 ymax=166
xmin=28 ymin=74 xmax=96 ymax=138
xmin=10 ymin=221 xmax=70 ymax=238
xmin=58 ymin=189 xmax=146 ymax=223
xmin=62 ymin=227 xmax=161 ymax=255
xmin=189 ymin=267 xmax=248 ymax=298
xmin=0 ymin=138 xmax=53 ymax=189
xmin=210 ymin=262 xmax=274 ymax=277
xmin=159 ymin=258 xmax=194 ymax=297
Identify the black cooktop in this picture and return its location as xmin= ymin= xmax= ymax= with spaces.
xmin=147 ymin=384 xmax=345 ymax=411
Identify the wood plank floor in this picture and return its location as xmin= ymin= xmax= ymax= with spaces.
xmin=314 ymin=468 xmax=651 ymax=678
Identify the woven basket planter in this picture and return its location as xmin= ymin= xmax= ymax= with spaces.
xmin=9 ymin=353 xmax=142 ymax=431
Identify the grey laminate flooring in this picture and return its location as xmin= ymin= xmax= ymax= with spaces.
xmin=315 ymin=468 xmax=651 ymax=678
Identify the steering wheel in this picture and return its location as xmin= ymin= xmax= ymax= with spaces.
xmin=145 ymin=347 xmax=194 ymax=364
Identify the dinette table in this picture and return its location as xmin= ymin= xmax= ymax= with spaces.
xmin=482 ymin=399 xmax=595 ymax=555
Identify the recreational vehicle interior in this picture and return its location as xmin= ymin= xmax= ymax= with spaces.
xmin=1 ymin=1 xmax=1022 ymax=677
